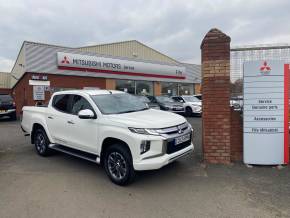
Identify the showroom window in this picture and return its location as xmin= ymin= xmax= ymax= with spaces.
xmin=161 ymin=82 xmax=178 ymax=96
xmin=161 ymin=82 xmax=195 ymax=96
xmin=116 ymin=80 xmax=135 ymax=94
xmin=116 ymin=79 xmax=154 ymax=95
xmin=178 ymin=83 xmax=194 ymax=95
xmin=136 ymin=81 xmax=153 ymax=95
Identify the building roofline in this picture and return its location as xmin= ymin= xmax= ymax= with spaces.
xmin=136 ymin=40 xmax=179 ymax=64
xmin=77 ymin=40 xmax=138 ymax=48
xmin=10 ymin=41 xmax=26 ymax=75
xmin=11 ymin=40 xmax=182 ymax=69
xmin=180 ymin=62 xmax=201 ymax=67
xmin=231 ymin=43 xmax=290 ymax=51
xmin=22 ymin=40 xmax=183 ymax=67
xmin=23 ymin=40 xmax=77 ymax=49
xmin=78 ymin=39 xmax=180 ymax=64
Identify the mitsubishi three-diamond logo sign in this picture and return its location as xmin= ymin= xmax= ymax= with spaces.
xmin=260 ymin=61 xmax=271 ymax=74
xmin=61 ymin=56 xmax=70 ymax=64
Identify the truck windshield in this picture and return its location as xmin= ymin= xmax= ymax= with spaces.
xmin=90 ymin=93 xmax=149 ymax=115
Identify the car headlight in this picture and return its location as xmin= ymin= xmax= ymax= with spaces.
xmin=192 ymin=105 xmax=201 ymax=111
xmin=163 ymin=105 xmax=172 ymax=110
xmin=187 ymin=121 xmax=193 ymax=131
xmin=128 ymin=127 xmax=160 ymax=136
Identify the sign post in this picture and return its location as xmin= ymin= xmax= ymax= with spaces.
xmin=243 ymin=61 xmax=289 ymax=165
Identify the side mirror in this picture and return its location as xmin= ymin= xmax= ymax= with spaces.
xmin=78 ymin=109 xmax=96 ymax=119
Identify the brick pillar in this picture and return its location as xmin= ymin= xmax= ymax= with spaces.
xmin=230 ymin=110 xmax=243 ymax=161
xmin=201 ymin=28 xmax=231 ymax=164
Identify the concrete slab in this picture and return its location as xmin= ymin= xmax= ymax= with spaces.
xmin=0 ymin=117 xmax=289 ymax=218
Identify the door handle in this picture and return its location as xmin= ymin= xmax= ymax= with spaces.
xmin=67 ymin=120 xmax=75 ymax=124
xmin=48 ymin=116 xmax=53 ymax=119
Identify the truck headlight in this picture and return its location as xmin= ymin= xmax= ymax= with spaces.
xmin=128 ymin=127 xmax=160 ymax=136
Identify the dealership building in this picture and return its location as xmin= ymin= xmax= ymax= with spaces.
xmin=8 ymin=40 xmax=201 ymax=115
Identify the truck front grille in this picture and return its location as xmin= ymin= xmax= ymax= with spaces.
xmin=156 ymin=122 xmax=189 ymax=135
xmin=166 ymin=134 xmax=192 ymax=154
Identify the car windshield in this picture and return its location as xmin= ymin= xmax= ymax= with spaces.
xmin=194 ymin=95 xmax=202 ymax=100
xmin=91 ymin=93 xmax=148 ymax=115
xmin=182 ymin=96 xmax=200 ymax=102
xmin=155 ymin=96 xmax=175 ymax=103
xmin=0 ymin=95 xmax=13 ymax=102
xmin=137 ymin=96 xmax=150 ymax=103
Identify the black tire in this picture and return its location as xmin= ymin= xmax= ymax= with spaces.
xmin=185 ymin=107 xmax=193 ymax=117
xmin=34 ymin=128 xmax=51 ymax=157
xmin=104 ymin=144 xmax=135 ymax=186
xmin=10 ymin=112 xmax=16 ymax=121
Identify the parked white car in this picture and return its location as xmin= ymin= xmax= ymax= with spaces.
xmin=172 ymin=95 xmax=202 ymax=116
xmin=21 ymin=90 xmax=194 ymax=185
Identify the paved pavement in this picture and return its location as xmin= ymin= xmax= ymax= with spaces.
xmin=0 ymin=117 xmax=290 ymax=218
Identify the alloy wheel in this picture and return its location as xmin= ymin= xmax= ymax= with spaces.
xmin=35 ymin=133 xmax=46 ymax=154
xmin=107 ymin=152 xmax=127 ymax=180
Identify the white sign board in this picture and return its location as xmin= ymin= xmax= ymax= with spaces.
xmin=57 ymin=52 xmax=186 ymax=80
xmin=243 ymin=61 xmax=289 ymax=165
xmin=33 ymin=85 xmax=45 ymax=101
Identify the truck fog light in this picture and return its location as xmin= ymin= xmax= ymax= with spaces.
xmin=140 ymin=140 xmax=150 ymax=154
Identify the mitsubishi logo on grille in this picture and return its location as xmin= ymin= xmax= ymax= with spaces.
xmin=178 ymin=126 xmax=183 ymax=134
xmin=61 ymin=56 xmax=70 ymax=64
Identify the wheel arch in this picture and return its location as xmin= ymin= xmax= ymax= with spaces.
xmin=100 ymin=137 xmax=132 ymax=166
xmin=31 ymin=123 xmax=46 ymax=144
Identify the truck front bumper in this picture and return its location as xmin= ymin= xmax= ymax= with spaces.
xmin=133 ymin=143 xmax=194 ymax=171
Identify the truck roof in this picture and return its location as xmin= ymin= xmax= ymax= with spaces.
xmin=53 ymin=89 xmax=125 ymax=96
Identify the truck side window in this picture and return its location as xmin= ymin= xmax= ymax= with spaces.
xmin=52 ymin=94 xmax=70 ymax=113
xmin=70 ymin=95 xmax=94 ymax=115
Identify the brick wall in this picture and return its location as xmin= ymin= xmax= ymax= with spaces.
xmin=12 ymin=72 xmax=106 ymax=116
xmin=0 ymin=88 xmax=11 ymax=94
xmin=230 ymin=110 xmax=243 ymax=161
xmin=105 ymin=79 xmax=116 ymax=90
xmin=201 ymin=28 xmax=232 ymax=164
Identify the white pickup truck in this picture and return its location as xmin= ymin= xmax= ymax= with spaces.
xmin=21 ymin=90 xmax=194 ymax=185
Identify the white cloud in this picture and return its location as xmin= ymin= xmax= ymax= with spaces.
xmin=0 ymin=57 xmax=14 ymax=72
xmin=0 ymin=0 xmax=290 ymax=67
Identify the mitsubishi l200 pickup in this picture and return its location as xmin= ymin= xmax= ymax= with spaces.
xmin=21 ymin=90 xmax=194 ymax=185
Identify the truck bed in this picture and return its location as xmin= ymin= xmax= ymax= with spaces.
xmin=21 ymin=106 xmax=49 ymax=133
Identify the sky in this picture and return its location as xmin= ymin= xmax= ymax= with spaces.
xmin=0 ymin=0 xmax=290 ymax=72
